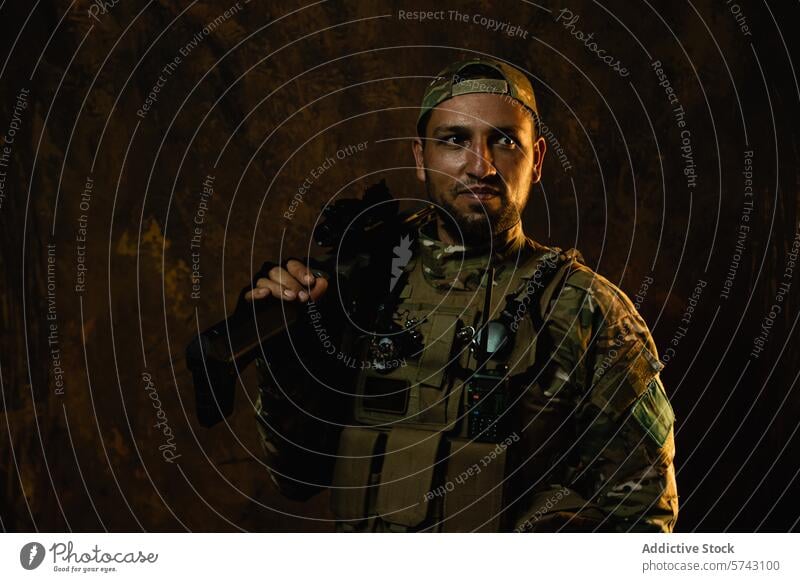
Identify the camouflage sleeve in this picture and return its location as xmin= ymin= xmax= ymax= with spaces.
xmin=253 ymin=300 xmax=353 ymax=501
xmin=514 ymin=266 xmax=679 ymax=532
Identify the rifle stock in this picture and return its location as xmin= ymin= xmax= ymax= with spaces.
xmin=186 ymin=181 xmax=435 ymax=427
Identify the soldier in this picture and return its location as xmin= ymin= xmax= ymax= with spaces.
xmin=245 ymin=57 xmax=678 ymax=532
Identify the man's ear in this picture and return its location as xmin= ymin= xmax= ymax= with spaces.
xmin=412 ymin=138 xmax=426 ymax=183
xmin=530 ymin=136 xmax=547 ymax=184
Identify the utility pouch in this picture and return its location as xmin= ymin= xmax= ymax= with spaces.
xmin=375 ymin=427 xmax=443 ymax=530
xmin=330 ymin=427 xmax=384 ymax=527
xmin=442 ymin=438 xmax=508 ymax=532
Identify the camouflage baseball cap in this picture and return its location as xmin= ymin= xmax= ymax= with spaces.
xmin=417 ymin=56 xmax=539 ymax=135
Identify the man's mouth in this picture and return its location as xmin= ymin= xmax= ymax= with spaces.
xmin=457 ymin=188 xmax=501 ymax=201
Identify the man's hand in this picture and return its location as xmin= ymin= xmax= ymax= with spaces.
xmin=244 ymin=259 xmax=328 ymax=303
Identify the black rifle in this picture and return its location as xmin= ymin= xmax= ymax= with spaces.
xmin=185 ymin=180 xmax=435 ymax=427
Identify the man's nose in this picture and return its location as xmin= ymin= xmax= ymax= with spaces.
xmin=465 ymin=141 xmax=496 ymax=179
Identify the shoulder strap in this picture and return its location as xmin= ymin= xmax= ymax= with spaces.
xmin=538 ymin=248 xmax=585 ymax=321
xmin=500 ymin=247 xmax=585 ymax=333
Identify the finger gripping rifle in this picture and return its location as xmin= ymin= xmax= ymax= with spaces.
xmin=185 ymin=180 xmax=435 ymax=427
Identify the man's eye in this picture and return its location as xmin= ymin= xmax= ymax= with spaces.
xmin=442 ymin=134 xmax=465 ymax=146
xmin=497 ymin=135 xmax=518 ymax=147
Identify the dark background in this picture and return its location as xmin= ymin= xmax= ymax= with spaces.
xmin=1 ymin=0 xmax=798 ymax=532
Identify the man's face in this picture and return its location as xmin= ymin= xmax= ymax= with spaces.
xmin=412 ymin=92 xmax=546 ymax=244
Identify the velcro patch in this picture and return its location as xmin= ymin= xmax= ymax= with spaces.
xmin=631 ymin=377 xmax=675 ymax=447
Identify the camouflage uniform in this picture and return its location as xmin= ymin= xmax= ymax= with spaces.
xmin=254 ymin=224 xmax=679 ymax=532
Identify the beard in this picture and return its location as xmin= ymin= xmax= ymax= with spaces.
xmin=426 ymin=177 xmax=522 ymax=246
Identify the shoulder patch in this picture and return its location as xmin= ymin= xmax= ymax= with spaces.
xmin=631 ymin=376 xmax=675 ymax=447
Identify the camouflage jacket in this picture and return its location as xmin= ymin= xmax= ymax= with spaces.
xmin=254 ymin=224 xmax=679 ymax=532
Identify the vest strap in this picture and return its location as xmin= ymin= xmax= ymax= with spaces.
xmin=415 ymin=312 xmax=459 ymax=390
xmin=539 ymin=249 xmax=584 ymax=319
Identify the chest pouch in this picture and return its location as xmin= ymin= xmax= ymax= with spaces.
xmin=353 ymin=304 xmax=465 ymax=431
xmin=352 ymin=248 xmax=575 ymax=438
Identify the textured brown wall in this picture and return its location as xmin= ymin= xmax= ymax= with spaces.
xmin=1 ymin=0 xmax=799 ymax=531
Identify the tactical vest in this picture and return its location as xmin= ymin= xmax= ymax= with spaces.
xmin=329 ymin=242 xmax=584 ymax=532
